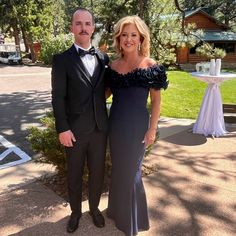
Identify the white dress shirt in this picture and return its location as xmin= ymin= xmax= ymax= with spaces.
xmin=74 ymin=43 xmax=96 ymax=76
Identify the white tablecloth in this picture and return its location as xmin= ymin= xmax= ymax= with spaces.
xmin=191 ymin=72 xmax=236 ymax=137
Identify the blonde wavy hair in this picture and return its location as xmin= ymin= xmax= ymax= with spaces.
xmin=113 ymin=15 xmax=150 ymax=57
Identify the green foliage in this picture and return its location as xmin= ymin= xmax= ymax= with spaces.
xmin=51 ymin=0 xmax=66 ymax=36
xmin=213 ymin=47 xmax=227 ymax=59
xmin=1 ymin=0 xmax=235 ymax=64
xmin=196 ymin=43 xmax=226 ymax=59
xmin=0 ymin=0 xmax=66 ymax=60
xmin=160 ymin=70 xmax=236 ymax=119
xmin=27 ymin=111 xmax=112 ymax=179
xmin=39 ymin=34 xmax=73 ymax=64
xmin=27 ymin=112 xmax=66 ymax=174
xmin=88 ymin=0 xmax=189 ymax=66
xmin=64 ymin=0 xmax=83 ymax=32
xmin=148 ymin=1 xmax=197 ymax=66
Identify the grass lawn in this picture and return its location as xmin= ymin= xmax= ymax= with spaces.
xmin=106 ymin=69 xmax=236 ymax=119
xmin=160 ymin=70 xmax=236 ymax=119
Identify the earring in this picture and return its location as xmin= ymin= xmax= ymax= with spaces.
xmin=138 ymin=43 xmax=141 ymax=51
xmin=119 ymin=45 xmax=122 ymax=51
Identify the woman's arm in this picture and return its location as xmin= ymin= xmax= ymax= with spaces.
xmin=143 ymin=88 xmax=161 ymax=147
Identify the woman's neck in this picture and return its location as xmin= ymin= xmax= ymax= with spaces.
xmin=122 ymin=51 xmax=140 ymax=62
xmin=121 ymin=52 xmax=144 ymax=69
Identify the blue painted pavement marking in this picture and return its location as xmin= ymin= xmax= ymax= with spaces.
xmin=0 ymin=135 xmax=31 ymax=170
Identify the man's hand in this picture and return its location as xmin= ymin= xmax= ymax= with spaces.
xmin=59 ymin=130 xmax=76 ymax=147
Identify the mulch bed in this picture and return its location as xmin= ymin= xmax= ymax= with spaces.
xmin=39 ymin=172 xmax=111 ymax=202
xmin=39 ymin=164 xmax=158 ymax=201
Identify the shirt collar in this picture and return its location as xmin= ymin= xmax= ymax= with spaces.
xmin=74 ymin=43 xmax=92 ymax=52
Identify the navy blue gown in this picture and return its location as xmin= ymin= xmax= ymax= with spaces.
xmin=106 ymin=65 xmax=168 ymax=236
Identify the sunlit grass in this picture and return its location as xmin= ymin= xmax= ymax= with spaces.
xmin=161 ymin=70 xmax=236 ymax=119
xmin=107 ymin=70 xmax=236 ymax=119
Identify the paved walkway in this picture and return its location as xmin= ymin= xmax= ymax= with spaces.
xmin=0 ymin=118 xmax=236 ymax=236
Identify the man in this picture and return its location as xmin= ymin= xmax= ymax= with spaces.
xmin=51 ymin=8 xmax=109 ymax=233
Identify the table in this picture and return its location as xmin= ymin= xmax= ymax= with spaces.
xmin=191 ymin=72 xmax=236 ymax=137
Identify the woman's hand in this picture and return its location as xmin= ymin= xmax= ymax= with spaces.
xmin=143 ymin=128 xmax=157 ymax=148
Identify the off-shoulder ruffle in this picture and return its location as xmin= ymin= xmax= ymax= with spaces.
xmin=106 ymin=64 xmax=169 ymax=90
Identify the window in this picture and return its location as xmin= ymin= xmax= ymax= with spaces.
xmin=214 ymin=42 xmax=235 ymax=53
xmin=189 ymin=46 xmax=197 ymax=54
xmin=189 ymin=42 xmax=202 ymax=54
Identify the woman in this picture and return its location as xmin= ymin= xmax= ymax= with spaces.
xmin=106 ymin=15 xmax=168 ymax=236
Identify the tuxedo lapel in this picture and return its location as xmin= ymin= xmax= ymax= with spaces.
xmin=69 ymin=45 xmax=93 ymax=86
xmin=90 ymin=56 xmax=103 ymax=87
xmin=68 ymin=46 xmax=106 ymax=88
xmin=78 ymin=57 xmax=92 ymax=80
xmin=93 ymin=50 xmax=106 ymax=88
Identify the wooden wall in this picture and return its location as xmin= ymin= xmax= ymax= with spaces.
xmin=180 ymin=51 xmax=236 ymax=64
xmin=185 ymin=13 xmax=226 ymax=30
xmin=176 ymin=11 xmax=236 ymax=65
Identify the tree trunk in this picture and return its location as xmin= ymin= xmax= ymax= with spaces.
xmin=11 ymin=19 xmax=20 ymax=46
xmin=28 ymin=42 xmax=37 ymax=62
xmin=138 ymin=0 xmax=148 ymax=19
xmin=21 ymin=29 xmax=29 ymax=53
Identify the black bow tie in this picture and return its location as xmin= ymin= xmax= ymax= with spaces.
xmin=78 ymin=46 xmax=96 ymax=57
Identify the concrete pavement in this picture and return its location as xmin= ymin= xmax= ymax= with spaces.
xmin=143 ymin=121 xmax=236 ymax=236
xmin=1 ymin=65 xmax=236 ymax=235
xmin=0 ymin=117 xmax=236 ymax=236
xmin=0 ymin=64 xmax=52 ymax=156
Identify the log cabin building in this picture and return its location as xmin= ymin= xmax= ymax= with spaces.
xmin=177 ymin=8 xmax=236 ymax=68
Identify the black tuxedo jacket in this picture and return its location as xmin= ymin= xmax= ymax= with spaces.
xmin=51 ymin=45 xmax=109 ymax=134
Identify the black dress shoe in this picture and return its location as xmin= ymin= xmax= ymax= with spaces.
xmin=67 ymin=213 xmax=81 ymax=233
xmin=89 ymin=210 xmax=105 ymax=228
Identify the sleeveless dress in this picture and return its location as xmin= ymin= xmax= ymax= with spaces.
xmin=106 ymin=64 xmax=168 ymax=236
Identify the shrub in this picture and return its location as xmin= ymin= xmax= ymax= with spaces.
xmin=27 ymin=111 xmax=112 ymax=181
xmin=196 ymin=43 xmax=226 ymax=59
xmin=27 ymin=111 xmax=66 ymax=174
xmin=39 ymin=34 xmax=74 ymax=65
xmin=27 ymin=111 xmax=158 ymax=180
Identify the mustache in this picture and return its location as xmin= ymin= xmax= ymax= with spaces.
xmin=79 ymin=31 xmax=89 ymax=35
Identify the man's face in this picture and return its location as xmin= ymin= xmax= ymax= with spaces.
xmin=71 ymin=10 xmax=95 ymax=47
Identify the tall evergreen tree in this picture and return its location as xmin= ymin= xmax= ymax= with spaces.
xmin=0 ymin=0 xmax=65 ymax=60
xmin=64 ymin=0 xmax=83 ymax=31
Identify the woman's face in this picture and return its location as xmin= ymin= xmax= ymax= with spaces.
xmin=119 ymin=23 xmax=141 ymax=54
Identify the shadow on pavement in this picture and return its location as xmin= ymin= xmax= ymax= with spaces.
xmin=0 ymin=90 xmax=51 ymax=156
xmin=163 ymin=129 xmax=207 ymax=146
xmin=1 ymin=182 xmax=122 ymax=236
xmin=144 ymin=129 xmax=236 ymax=236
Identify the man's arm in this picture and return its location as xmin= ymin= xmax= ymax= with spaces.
xmin=51 ymin=54 xmax=70 ymax=133
xmin=51 ymin=54 xmax=76 ymax=147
